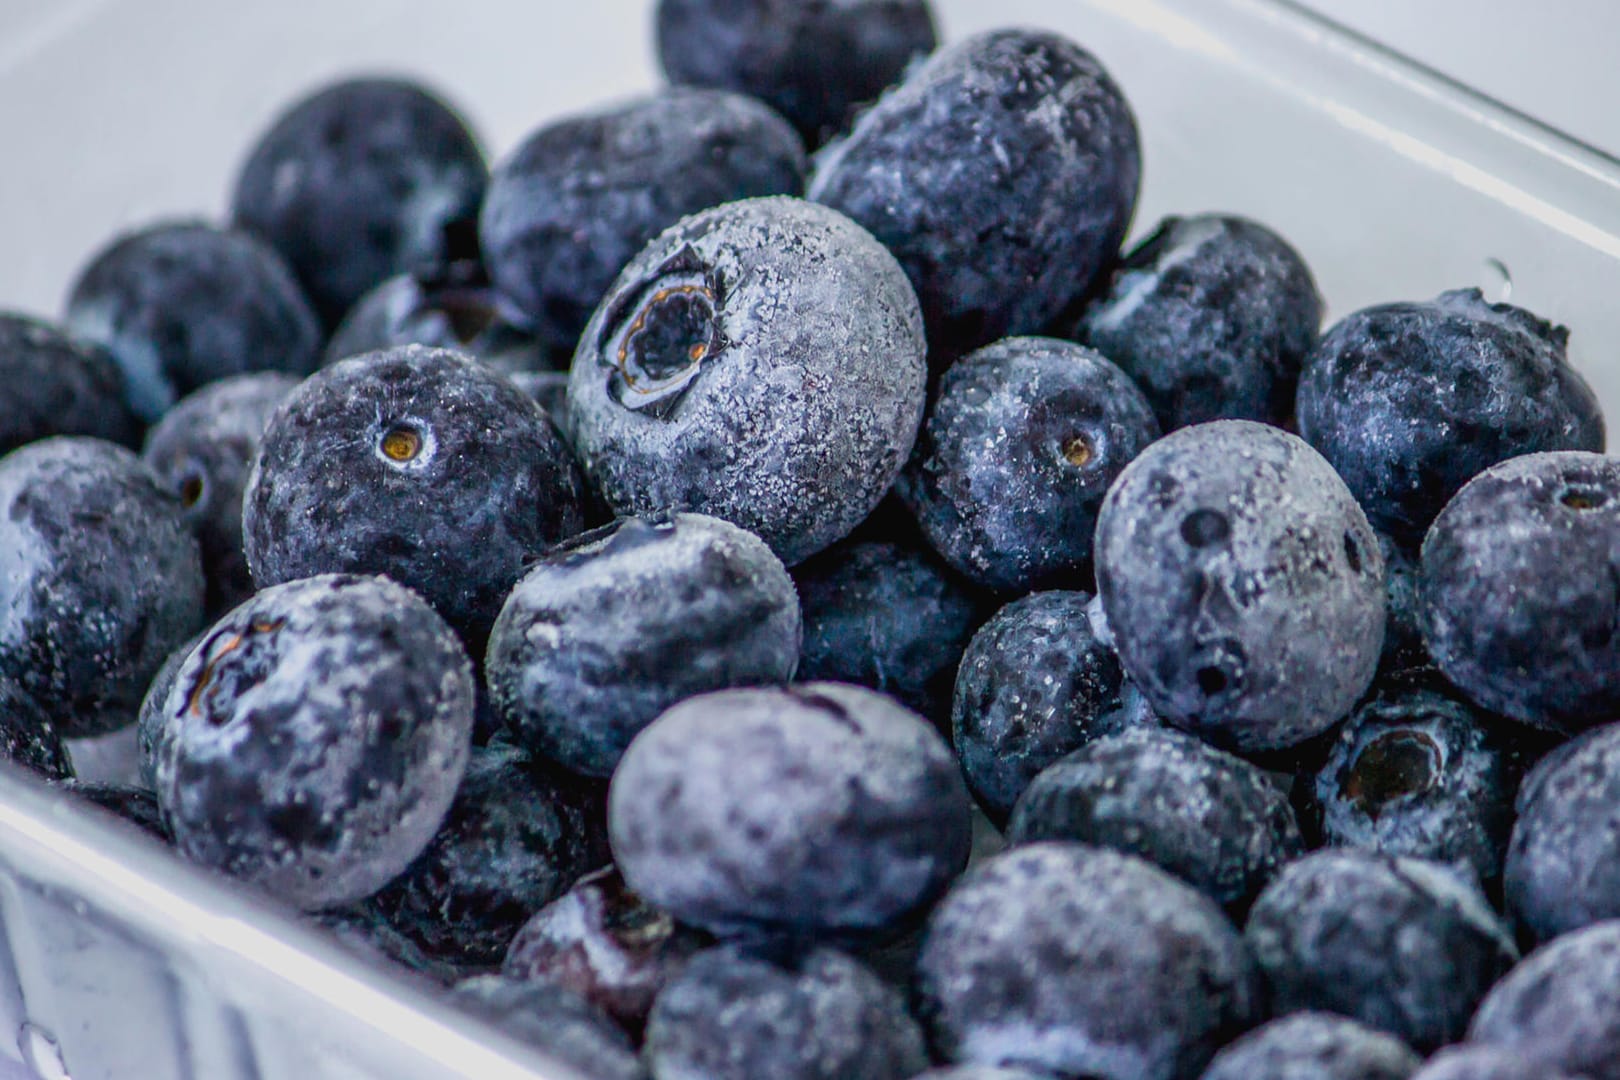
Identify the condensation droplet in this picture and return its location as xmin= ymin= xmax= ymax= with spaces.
xmin=1482 ymin=258 xmax=1513 ymax=303
xmin=18 ymin=1022 xmax=70 ymax=1080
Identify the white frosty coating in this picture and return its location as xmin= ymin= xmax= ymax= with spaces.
xmin=1095 ymin=420 xmax=1387 ymax=751
xmin=1087 ymin=216 xmax=1228 ymax=334
xmin=568 ymin=196 xmax=927 ymax=566
xmin=155 ymin=574 xmax=473 ymax=910
xmin=918 ymin=844 xmax=1256 ymax=1080
xmin=607 ymin=681 xmax=969 ymax=935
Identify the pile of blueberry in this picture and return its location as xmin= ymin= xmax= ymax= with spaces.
xmin=6 ymin=2 xmax=1620 ymax=1078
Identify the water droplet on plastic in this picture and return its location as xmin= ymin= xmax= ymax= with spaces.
xmin=18 ymin=1022 xmax=70 ymax=1080
xmin=1482 ymin=258 xmax=1512 ymax=302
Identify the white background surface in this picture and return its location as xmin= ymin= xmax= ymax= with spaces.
xmin=2 ymin=1 xmax=1616 ymax=316
xmin=0 ymin=3 xmax=1612 ymax=1078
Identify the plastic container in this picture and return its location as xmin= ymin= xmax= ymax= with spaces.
xmin=4 ymin=0 xmax=1620 ymax=1077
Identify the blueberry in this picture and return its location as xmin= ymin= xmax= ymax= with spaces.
xmin=54 ymin=781 xmax=169 ymax=842
xmin=1244 ymin=850 xmax=1518 ymax=1051
xmin=898 ymin=336 xmax=1160 ymax=593
xmin=243 ymin=346 xmax=585 ymax=649
xmin=153 ymin=574 xmax=474 ymax=910
xmin=952 ymin=590 xmax=1140 ymax=822
xmin=232 ymin=78 xmax=487 ymax=328
xmin=0 ymin=313 xmax=138 ymax=453
xmin=810 ymin=29 xmax=1140 ymax=363
xmin=136 ymin=632 xmax=203 ymax=792
xmin=486 ymin=512 xmax=801 ymax=777
xmin=0 ymin=438 xmax=204 ymax=737
xmin=64 ymin=221 xmax=320 ymax=424
xmin=1467 ymin=920 xmax=1620 ymax=1080
xmin=566 ymin=196 xmax=926 ymax=566
xmin=368 ymin=743 xmax=608 ymax=969
xmin=1198 ymin=1013 xmax=1420 ymax=1080
xmin=448 ymin=975 xmax=646 ymax=1080
xmin=1095 ymin=420 xmax=1386 ymax=752
xmin=1008 ymin=727 xmax=1303 ymax=912
xmin=1414 ymin=1044 xmax=1579 ymax=1080
xmin=1420 ymin=450 xmax=1620 ymax=730
xmin=0 ymin=677 xmax=71 ymax=780
xmin=141 ymin=373 xmax=300 ymax=616
xmin=1310 ymin=683 xmax=1512 ymax=885
xmin=503 ymin=865 xmax=708 ymax=1037
xmin=916 ymin=843 xmax=1257 ymax=1080
xmin=643 ymin=944 xmax=928 ymax=1080
xmin=608 ymin=682 xmax=970 ymax=940
xmin=327 ymin=265 xmax=553 ymax=375
xmin=1501 ymin=722 xmax=1620 ymax=941
xmin=793 ymin=537 xmax=980 ymax=728
xmin=655 ymin=0 xmax=938 ymax=148
xmin=481 ymin=88 xmax=806 ymax=356
xmin=1076 ymin=215 xmax=1322 ymax=432
xmin=1297 ymin=289 xmax=1603 ymax=549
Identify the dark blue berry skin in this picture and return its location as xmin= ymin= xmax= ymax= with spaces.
xmin=0 ymin=438 xmax=205 ymax=737
xmin=656 ymin=0 xmax=937 ymax=148
xmin=503 ymin=866 xmax=708 ymax=1037
xmin=448 ymin=975 xmax=646 ymax=1080
xmin=1008 ymin=727 xmax=1304 ymax=912
xmin=917 ymin=843 xmax=1258 ymax=1080
xmin=643 ymin=944 xmax=928 ymax=1080
xmin=55 ymin=781 xmax=168 ymax=842
xmin=243 ymin=346 xmax=585 ymax=651
xmin=1467 ymin=920 xmax=1620 ymax=1080
xmin=481 ymin=88 xmax=805 ymax=356
xmin=0 ymin=678 xmax=71 ymax=780
xmin=232 ymin=78 xmax=488 ymax=329
xmin=1297 ymin=289 xmax=1604 ymax=550
xmin=793 ymin=538 xmax=980 ymax=728
xmin=1095 ymin=420 xmax=1386 ymax=753
xmin=153 ymin=574 xmax=474 ymax=910
xmin=898 ymin=337 xmax=1159 ymax=593
xmin=326 ymin=263 xmax=554 ymax=374
xmin=1503 ymin=722 xmax=1620 ymax=942
xmin=567 ymin=196 xmax=926 ymax=566
xmin=1199 ymin=1013 xmax=1420 ymax=1080
xmin=487 ymin=512 xmax=801 ymax=778
xmin=1415 ymin=1045 xmax=1579 ymax=1080
xmin=1244 ymin=850 xmax=1518 ymax=1052
xmin=141 ymin=373 xmax=300 ymax=617
xmin=64 ymin=222 xmax=321 ymax=424
xmin=314 ymin=904 xmax=466 ymax=985
xmin=0 ymin=314 xmax=139 ymax=454
xmin=1076 ymin=215 xmax=1322 ymax=433
xmin=608 ymin=683 xmax=971 ymax=941
xmin=952 ymin=590 xmax=1139 ymax=823
xmin=1420 ymin=451 xmax=1620 ymax=731
xmin=367 ymin=743 xmax=608 ymax=970
xmin=810 ymin=29 xmax=1140 ymax=365
xmin=1309 ymin=684 xmax=1512 ymax=886
xmin=1377 ymin=533 xmax=1429 ymax=673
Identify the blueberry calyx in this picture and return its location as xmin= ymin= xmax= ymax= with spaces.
xmin=376 ymin=419 xmax=433 ymax=467
xmin=184 ymin=619 xmax=284 ymax=727
xmin=599 ymin=247 xmax=724 ymax=418
xmin=1340 ymin=730 xmax=1440 ymax=821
